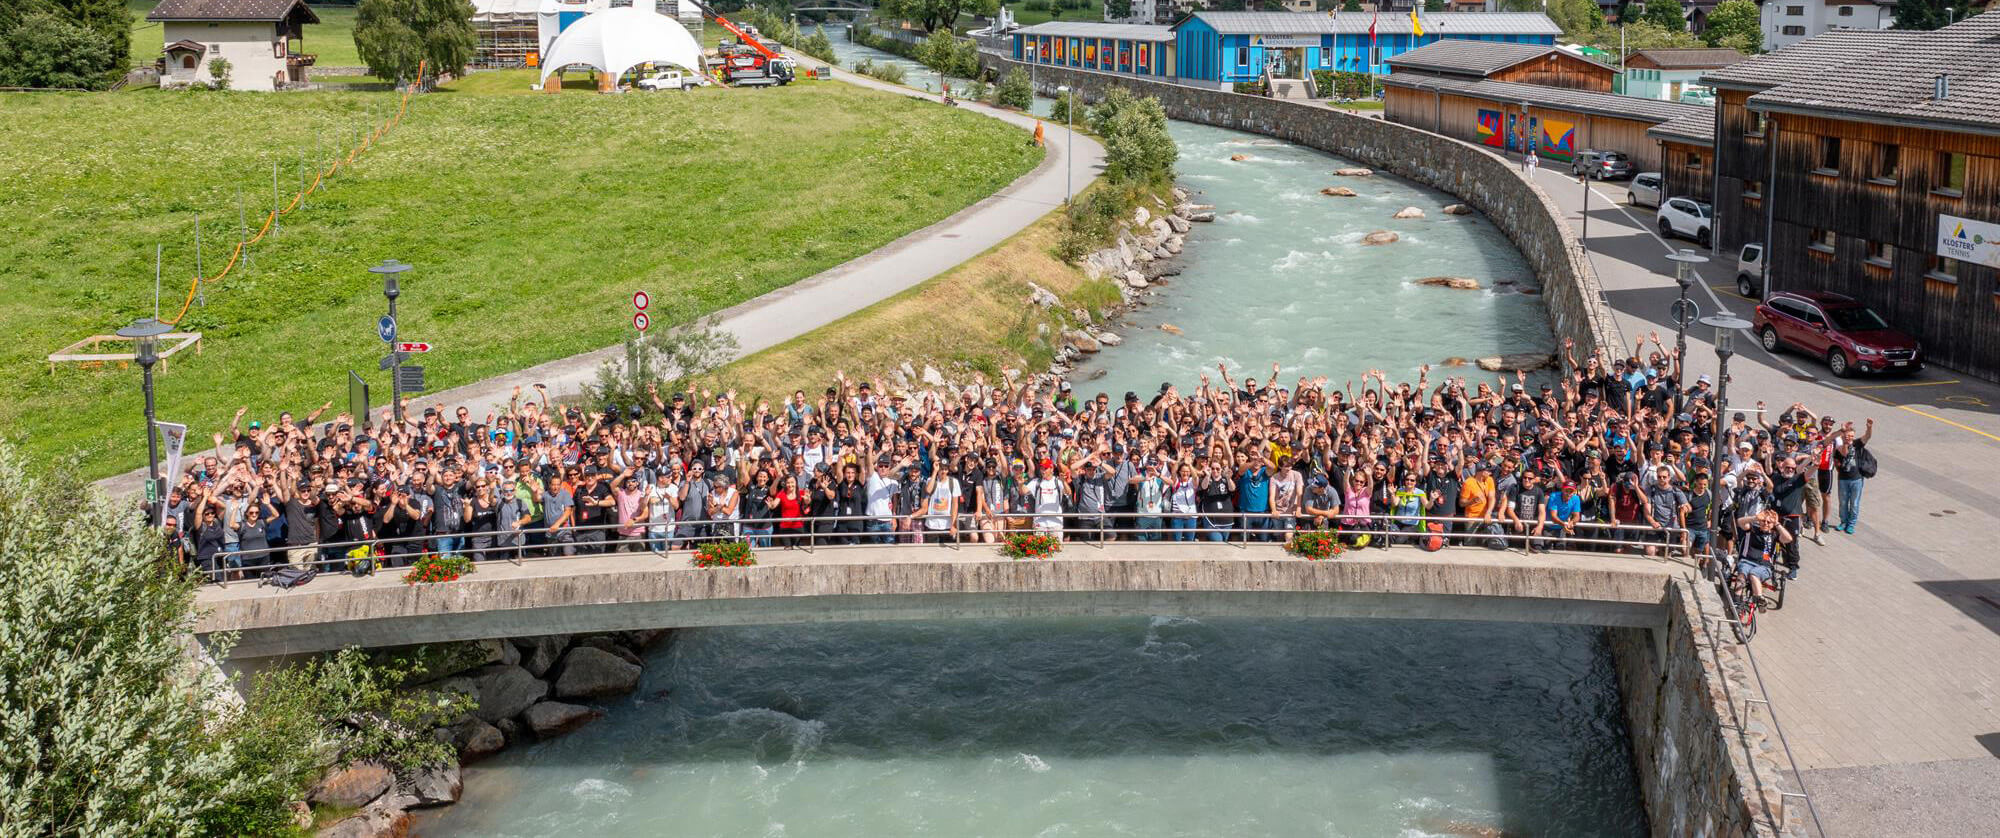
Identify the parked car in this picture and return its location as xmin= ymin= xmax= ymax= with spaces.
xmin=1735 ymin=243 xmax=1764 ymax=299
xmin=638 ymin=69 xmax=701 ymax=91
xmin=1570 ymin=149 xmax=1634 ymax=180
xmin=1657 ymin=197 xmax=1712 ymax=246
xmin=1627 ymin=172 xmax=1662 ymax=208
xmin=1753 ymin=291 xmax=1922 ymax=377
xmin=1678 ymin=87 xmax=1715 ymax=106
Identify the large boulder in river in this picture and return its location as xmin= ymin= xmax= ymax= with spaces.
xmin=1166 ymin=214 xmax=1190 ymax=233
xmin=1320 ymin=186 xmax=1357 ymax=197
xmin=407 ymin=764 xmax=463 ymax=808
xmin=453 ymin=718 xmax=506 ymax=763
xmin=1442 ymin=203 xmax=1476 ymax=216
xmin=523 ymin=701 xmax=602 ymax=738
xmin=1159 ymin=323 xmax=1184 ymax=335
xmin=1333 ymin=167 xmax=1373 ymax=176
xmin=1391 ymin=206 xmax=1426 ymax=219
xmin=554 ymin=646 xmax=642 ymax=699
xmin=1361 ymin=230 xmax=1400 ymax=246
xmin=1229 ymin=153 xmax=1249 ymax=161
xmin=1064 ymin=331 xmax=1102 ymax=354
xmin=1413 ymin=276 xmax=1481 ymax=290
xmin=512 ymin=635 xmax=569 ymax=678
xmin=309 ymin=762 xmax=393 ymax=809
xmin=469 ymin=663 xmax=548 ymax=723
xmin=1476 ymin=353 xmax=1557 ymax=372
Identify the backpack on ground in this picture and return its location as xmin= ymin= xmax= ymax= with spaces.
xmin=260 ymin=565 xmax=317 ymax=590
xmin=1481 ymin=522 xmax=1508 ymax=551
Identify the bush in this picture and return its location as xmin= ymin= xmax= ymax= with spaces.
xmin=207 ymin=57 xmax=232 ymax=90
xmin=1100 ymin=96 xmax=1175 ymax=184
xmin=1001 ymin=531 xmax=1062 ymax=559
xmin=403 ymin=553 xmax=474 ymax=584
xmin=582 ymin=307 xmax=740 ymax=413
xmin=1312 ymin=69 xmax=1373 ymax=100
xmin=798 ymin=26 xmax=836 ymax=62
xmin=1285 ymin=529 xmax=1346 ymax=560
xmin=856 ymin=58 xmax=907 ymax=84
xmin=691 ymin=540 xmax=756 ymax=568
xmin=1023 ymin=0 xmax=1050 ymax=8
xmin=1048 ymin=91 xmax=1073 ymax=125
xmin=995 ymin=66 xmax=1033 ymax=109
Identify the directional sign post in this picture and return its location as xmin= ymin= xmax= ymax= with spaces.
xmin=395 ymin=342 xmax=432 ymax=353
xmin=378 ymin=351 xmax=411 ymax=371
xmin=396 ymin=365 xmax=426 ymax=393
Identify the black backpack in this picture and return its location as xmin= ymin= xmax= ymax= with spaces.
xmin=1855 ymin=444 xmax=1878 ymax=479
xmin=260 ymin=565 xmax=317 ymax=590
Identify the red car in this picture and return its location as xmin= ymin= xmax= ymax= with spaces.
xmin=1753 ymin=291 xmax=1922 ymax=377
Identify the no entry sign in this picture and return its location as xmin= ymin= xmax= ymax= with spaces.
xmin=632 ymin=290 xmax=650 ymax=311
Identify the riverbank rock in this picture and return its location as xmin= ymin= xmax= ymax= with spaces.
xmin=1164 ymin=236 xmax=1183 ymax=255
xmin=921 ymin=364 xmax=946 ymax=386
xmin=407 ymin=764 xmax=463 ymax=808
xmin=1476 ymin=353 xmax=1556 ymax=372
xmin=1229 ymin=153 xmax=1249 ymax=161
xmin=1159 ymin=323 xmax=1183 ymax=335
xmin=1440 ymin=357 xmax=1470 ymax=367
xmin=621 ymin=628 xmax=671 ymax=652
xmin=309 ymin=762 xmax=393 ymax=809
xmin=523 ymin=701 xmax=602 ymax=738
xmin=577 ymin=635 xmax=643 ymax=667
xmin=1166 ymin=214 xmax=1190 ymax=233
xmin=453 ymin=718 xmax=506 ymax=763
xmin=1095 ymin=331 xmax=1124 ymax=347
xmin=469 ymin=663 xmax=548 ymax=723
xmin=1064 ymin=331 xmax=1102 ymax=353
xmin=1123 ymin=270 xmax=1149 ymax=289
xmin=1443 ymin=203 xmax=1475 ymax=216
xmin=1392 ymin=206 xmax=1426 ymax=219
xmin=1171 ymin=186 xmax=1189 ymax=202
xmin=1334 ymin=167 xmax=1373 ymax=176
xmin=1133 ymin=206 xmax=1151 ymax=226
xmin=1187 ymin=211 xmax=1215 ymax=222
xmin=1088 ymin=368 xmax=1108 ymax=380
xmin=553 ymin=647 xmax=642 ymax=699
xmin=1026 ymin=283 xmax=1060 ymax=309
xmin=1320 ymin=186 xmax=1357 ymax=197
xmin=1414 ymin=276 xmax=1481 ymax=290
xmin=316 ymin=797 xmax=411 ymax=838
xmin=1361 ymin=230 xmax=1400 ymax=246
xmin=512 ymin=635 xmax=568 ymax=678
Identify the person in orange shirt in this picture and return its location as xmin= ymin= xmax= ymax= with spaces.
xmin=1033 ymin=121 xmax=1046 ymax=147
xmin=1459 ymin=461 xmax=1497 ymax=535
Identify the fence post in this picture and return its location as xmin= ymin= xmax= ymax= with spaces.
xmin=237 ymin=186 xmax=249 ymax=271
xmin=193 ymin=214 xmax=203 ymax=307
xmin=272 ymin=161 xmax=281 ymax=233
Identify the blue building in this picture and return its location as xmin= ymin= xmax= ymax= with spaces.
xmin=1010 ymin=21 xmax=1174 ymax=80
xmin=1171 ymin=11 xmax=1561 ymax=87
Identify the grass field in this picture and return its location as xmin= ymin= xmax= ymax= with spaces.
xmin=128 ymin=1 xmax=363 ymax=69
xmin=1 ymin=82 xmax=1040 ymax=478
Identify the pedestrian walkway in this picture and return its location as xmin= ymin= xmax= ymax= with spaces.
xmin=96 ymin=62 xmax=1105 ymax=499
xmin=1522 ymin=157 xmax=2000 ymax=837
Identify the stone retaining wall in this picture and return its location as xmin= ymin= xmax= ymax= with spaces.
xmin=1609 ymin=577 xmax=1807 ymax=838
xmin=977 ymin=55 xmax=1625 ymax=359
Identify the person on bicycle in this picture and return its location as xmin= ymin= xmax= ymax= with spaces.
xmin=1734 ymin=509 xmax=1792 ymax=605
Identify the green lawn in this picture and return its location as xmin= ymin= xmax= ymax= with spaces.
xmin=128 ymin=1 xmax=363 ymax=69
xmin=0 ymin=82 xmax=1041 ymax=478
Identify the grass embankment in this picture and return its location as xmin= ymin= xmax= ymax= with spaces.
xmin=127 ymin=2 xmax=364 ymax=69
xmin=718 ymin=183 xmax=1160 ymax=400
xmin=1 ymin=82 xmax=1038 ymax=478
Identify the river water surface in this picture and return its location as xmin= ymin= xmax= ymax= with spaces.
xmin=416 ymin=37 xmax=1637 ymax=838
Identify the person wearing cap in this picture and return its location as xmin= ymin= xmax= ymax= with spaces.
xmin=1537 ymin=478 xmax=1581 ymax=553
xmin=1131 ymin=459 xmax=1167 ymax=540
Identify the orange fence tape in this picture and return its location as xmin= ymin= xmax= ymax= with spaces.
xmin=160 ymin=61 xmax=427 ymax=327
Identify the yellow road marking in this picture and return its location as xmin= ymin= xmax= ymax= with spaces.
xmin=1895 ymin=405 xmax=2000 ymax=444
xmin=1708 ymin=284 xmax=1757 ymax=303
xmin=1845 ymin=379 xmax=1963 ymax=390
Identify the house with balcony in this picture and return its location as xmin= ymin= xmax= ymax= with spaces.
xmin=1760 ymin=0 xmax=1895 ymax=51
xmin=149 ymin=0 xmax=319 ymax=91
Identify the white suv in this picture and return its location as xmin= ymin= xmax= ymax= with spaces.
xmin=1657 ymin=197 xmax=1712 ymax=247
xmin=1627 ymin=173 xmax=1662 ymax=209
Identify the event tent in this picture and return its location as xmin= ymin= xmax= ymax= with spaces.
xmin=537 ymin=6 xmax=703 ymax=84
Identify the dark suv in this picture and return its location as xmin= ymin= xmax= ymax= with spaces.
xmin=1570 ymin=149 xmax=1633 ymax=180
xmin=1753 ymin=291 xmax=1922 ymax=377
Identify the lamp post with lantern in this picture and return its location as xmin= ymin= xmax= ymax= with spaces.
xmin=372 ymin=259 xmax=413 ymax=426
xmin=1667 ymin=248 xmax=1709 ymax=413
xmin=1699 ymin=308 xmax=1752 ymax=559
xmin=117 ymin=317 xmax=174 ymax=525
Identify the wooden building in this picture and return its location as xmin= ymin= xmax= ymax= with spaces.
xmin=1620 ymin=47 xmax=1745 ymax=101
xmin=1387 ymin=39 xmax=1618 ymax=92
xmin=1717 ymin=13 xmax=2000 ymax=380
xmin=1382 ymin=74 xmax=1707 ymax=171
xmin=1647 ymin=111 xmax=1714 ymax=201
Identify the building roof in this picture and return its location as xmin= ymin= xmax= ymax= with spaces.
xmin=1645 ymin=109 xmax=1715 ymax=147
xmin=1178 ymin=11 xmax=1560 ymax=37
xmin=147 ymin=0 xmax=317 ymax=22
xmin=1699 ymin=27 xmax=1919 ymax=91
xmin=1386 ymin=39 xmax=1615 ymax=78
xmin=1014 ymin=21 xmax=1175 ymax=42
xmin=1747 ymin=11 xmax=2000 ymax=136
xmin=162 ymin=39 xmax=209 ymax=55
xmin=1623 ymin=48 xmax=1748 ymax=71
xmin=1382 ymin=73 xmax=1710 ymax=124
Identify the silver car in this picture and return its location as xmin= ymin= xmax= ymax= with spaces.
xmin=1627 ymin=172 xmax=1662 ymax=208
xmin=1571 ymin=149 xmax=1634 ymax=180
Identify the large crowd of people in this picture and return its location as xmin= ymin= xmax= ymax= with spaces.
xmin=161 ymin=331 xmax=1877 ymax=599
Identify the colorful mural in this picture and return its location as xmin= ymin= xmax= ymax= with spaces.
xmin=1476 ymin=109 xmax=1505 ymax=149
xmin=1133 ymin=44 xmax=1145 ymax=71
xmin=1539 ymin=119 xmax=1576 ymax=162
xmin=1085 ymin=43 xmax=1096 ymax=64
xmin=1038 ymin=38 xmax=1049 ymax=61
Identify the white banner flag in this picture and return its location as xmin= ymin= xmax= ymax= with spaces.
xmin=156 ymin=421 xmax=187 ymax=524
xmin=1938 ymin=213 xmax=2000 ymax=270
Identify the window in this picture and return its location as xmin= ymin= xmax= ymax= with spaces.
xmin=1237 ymin=46 xmax=1248 ymax=67
xmin=181 ymin=54 xmax=197 ymax=70
xmin=274 ymin=38 xmax=286 ymax=58
xmin=1928 ymin=255 xmax=1960 ymax=281
xmin=1744 ymin=179 xmax=1764 ymax=199
xmin=1785 ymin=5 xmax=1804 ymax=14
xmin=1782 ymin=25 xmax=1806 ymax=35
xmin=1746 ymin=111 xmax=1768 ymax=138
xmin=1865 ymin=241 xmax=1893 ymax=268
xmin=1687 ymin=153 xmax=1705 ymax=169
xmin=1936 ymin=151 xmax=1968 ymax=195
xmin=1871 ymin=144 xmax=1899 ymax=183
xmin=1837 ymin=5 xmax=1854 ymax=14
xmin=1809 ymin=228 xmax=1836 ymax=253
xmin=1815 ymin=136 xmax=1841 ymax=174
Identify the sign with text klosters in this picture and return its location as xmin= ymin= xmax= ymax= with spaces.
xmin=1938 ymin=214 xmax=2000 ymax=269
xmin=1252 ymin=35 xmax=1321 ymax=48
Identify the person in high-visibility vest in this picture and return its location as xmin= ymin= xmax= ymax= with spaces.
xmin=1033 ymin=120 xmax=1046 ymax=147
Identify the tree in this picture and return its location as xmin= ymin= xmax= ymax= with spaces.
xmin=1590 ymin=20 xmax=1701 ymax=52
xmin=1101 ymin=96 xmax=1176 ymax=184
xmin=1701 ymin=0 xmax=1761 ymax=53
xmin=1104 ymin=0 xmax=1134 ymax=18
xmin=1639 ymin=0 xmax=1688 ymax=31
xmin=1891 ymin=0 xmax=1973 ymax=30
xmin=995 ymin=65 xmax=1032 ymax=108
xmin=1547 ymin=0 xmax=1607 ymax=42
xmin=1341 ymin=0 xmax=1363 ymax=10
xmin=1424 ymin=0 xmax=1446 ymax=11
xmin=878 ymin=0 xmax=1001 ymax=35
xmin=0 ymin=0 xmax=129 ymax=89
xmin=354 ymin=0 xmax=476 ymax=84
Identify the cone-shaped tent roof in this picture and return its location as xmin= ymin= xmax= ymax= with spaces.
xmin=538 ymin=6 xmax=703 ymax=83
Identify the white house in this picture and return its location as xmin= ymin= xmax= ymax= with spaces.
xmin=149 ymin=0 xmax=319 ymax=91
xmin=1759 ymin=0 xmax=1895 ymax=51
xmin=1620 ymin=47 xmax=1746 ymax=101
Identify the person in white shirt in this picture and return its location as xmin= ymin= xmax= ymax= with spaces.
xmin=644 ymin=471 xmax=679 ymax=553
xmin=1025 ymin=459 xmax=1070 ymax=539
xmin=863 ymin=456 xmax=901 ymax=544
xmin=920 ymin=465 xmax=962 ymax=542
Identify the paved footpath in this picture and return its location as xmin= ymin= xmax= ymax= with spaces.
xmin=1520 ymin=156 xmax=2000 ymax=837
xmin=97 ymin=64 xmax=1104 ymax=498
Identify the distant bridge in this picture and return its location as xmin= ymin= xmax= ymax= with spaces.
xmin=197 ymin=543 xmax=1684 ymax=659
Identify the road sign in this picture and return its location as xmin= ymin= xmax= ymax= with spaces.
xmin=396 ymin=365 xmax=426 ymax=393
xmin=1670 ymin=298 xmax=1701 ymax=328
xmin=632 ymin=290 xmax=650 ymax=311
xmin=396 ymin=342 xmax=432 ymax=353
xmin=377 ymin=315 xmax=397 ymax=343
xmin=378 ymin=351 xmax=411 ymax=371
xmin=633 ymin=311 xmax=650 ymax=332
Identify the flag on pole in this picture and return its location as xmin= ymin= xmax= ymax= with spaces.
xmin=1370 ymin=12 xmax=1378 ymax=46
xmin=1410 ymin=8 xmax=1424 ymax=38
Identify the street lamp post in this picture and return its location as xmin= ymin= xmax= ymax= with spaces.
xmin=1057 ymin=84 xmax=1073 ymax=204
xmin=117 ymin=317 xmax=174 ymax=525
xmin=371 ymin=259 xmax=413 ymax=426
xmin=1699 ymin=309 xmax=1752 ymax=558
xmin=1667 ymin=248 xmax=1710 ymax=413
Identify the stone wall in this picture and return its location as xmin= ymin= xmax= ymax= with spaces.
xmin=977 ymin=55 xmax=1626 ymax=359
xmin=1609 ymin=577 xmax=1807 ymax=838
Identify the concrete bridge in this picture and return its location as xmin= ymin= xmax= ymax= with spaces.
xmin=196 ymin=544 xmax=1687 ymax=660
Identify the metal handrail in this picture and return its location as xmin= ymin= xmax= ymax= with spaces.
xmin=204 ymin=510 xmax=1691 ymax=586
xmin=1693 ymin=567 xmax=1825 ymax=838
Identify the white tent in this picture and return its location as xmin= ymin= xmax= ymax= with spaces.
xmin=537 ymin=6 xmax=703 ymax=84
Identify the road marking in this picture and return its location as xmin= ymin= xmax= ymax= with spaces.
xmin=1845 ymin=379 xmax=1963 ymax=390
xmin=1895 ymin=405 xmax=2000 ymax=444
xmin=1940 ymin=394 xmax=1989 ymax=407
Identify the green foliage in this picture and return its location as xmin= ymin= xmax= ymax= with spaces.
xmin=1701 ymin=0 xmax=1761 ymax=52
xmin=1101 ymin=97 xmax=1175 ymax=185
xmin=354 ymin=0 xmax=476 ymax=83
xmin=995 ymin=65 xmax=1032 ymax=108
xmin=1638 ymin=0 xmax=1687 ymax=31
xmin=240 ymin=648 xmax=474 ymax=777
xmin=1891 ymin=0 xmax=1972 ymax=30
xmin=583 ymin=309 xmax=741 ymax=410
xmin=1342 ymin=0 xmax=1363 ymax=11
xmin=879 ymin=0 xmax=1001 ymax=34
xmin=1424 ymin=0 xmax=1446 ymax=10
xmin=852 ymin=56 xmax=908 ymax=83
xmin=207 ymin=57 xmax=232 ymax=90
xmin=1592 ymin=20 xmax=1701 ymax=51
xmin=1055 ymin=186 xmax=1128 ymax=261
xmin=1103 ymin=0 xmax=1132 ymax=18
xmin=1048 ymin=90 xmax=1072 ymax=124
xmin=0 ymin=0 xmax=130 ymax=89
xmin=1547 ymin=0 xmax=1606 ymax=41
xmin=914 ymin=28 xmax=980 ymax=77
xmin=799 ymin=26 xmax=836 ymax=62
xmin=1312 ymin=69 xmax=1374 ymax=100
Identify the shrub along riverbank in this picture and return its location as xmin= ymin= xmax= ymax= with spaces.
xmin=3 ymin=81 xmax=1038 ymax=478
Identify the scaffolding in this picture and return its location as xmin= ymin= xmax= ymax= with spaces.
xmin=473 ymin=0 xmax=543 ymax=68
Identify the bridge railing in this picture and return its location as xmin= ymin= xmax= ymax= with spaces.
xmin=206 ymin=511 xmax=1691 ymax=587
